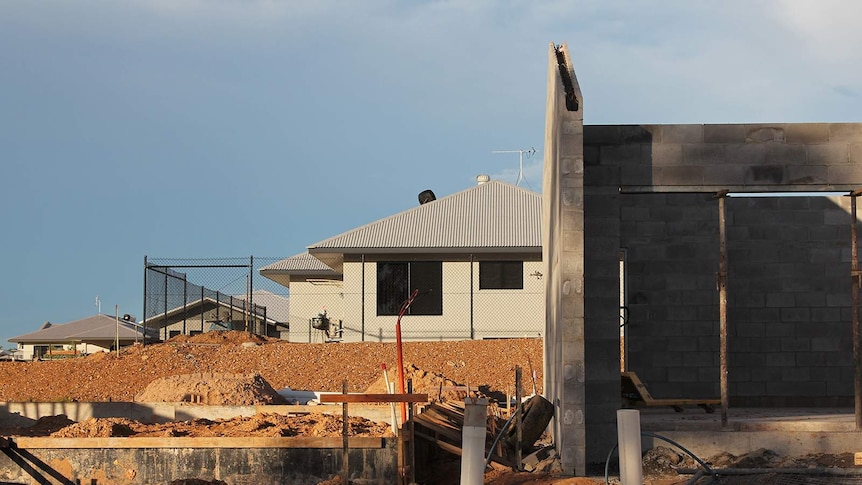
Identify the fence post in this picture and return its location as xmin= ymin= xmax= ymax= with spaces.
xmin=142 ymin=256 xmax=148 ymax=347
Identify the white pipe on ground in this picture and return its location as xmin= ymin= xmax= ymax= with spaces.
xmin=460 ymin=398 xmax=488 ymax=485
xmin=617 ymin=409 xmax=643 ymax=485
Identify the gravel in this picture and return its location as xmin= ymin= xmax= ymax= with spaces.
xmin=0 ymin=331 xmax=543 ymax=403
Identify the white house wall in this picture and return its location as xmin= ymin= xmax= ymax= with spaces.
xmin=333 ymin=259 xmax=544 ymax=342
xmin=287 ymin=279 xmax=345 ymax=343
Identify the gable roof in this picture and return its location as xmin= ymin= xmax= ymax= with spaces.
xmin=259 ymin=251 xmax=342 ymax=288
xmin=9 ymin=314 xmax=151 ymax=345
xmin=308 ymin=180 xmax=541 ymax=268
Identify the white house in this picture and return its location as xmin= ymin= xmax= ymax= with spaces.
xmin=260 ymin=177 xmax=544 ymax=342
xmin=8 ymin=314 xmax=154 ymax=360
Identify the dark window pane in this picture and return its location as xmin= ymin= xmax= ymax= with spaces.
xmin=377 ymin=262 xmax=408 ymax=315
xmin=409 ymin=261 xmax=443 ymax=315
xmin=479 ymin=261 xmax=523 ymax=289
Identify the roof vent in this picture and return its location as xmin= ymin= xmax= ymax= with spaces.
xmin=418 ymin=190 xmax=436 ymax=205
xmin=476 ymin=174 xmax=490 ymax=185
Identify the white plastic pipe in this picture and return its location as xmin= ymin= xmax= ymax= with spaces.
xmin=617 ymin=409 xmax=643 ymax=485
xmin=460 ymin=398 xmax=488 ymax=485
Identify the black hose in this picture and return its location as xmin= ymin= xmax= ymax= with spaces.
xmin=604 ymin=430 xmax=715 ymax=484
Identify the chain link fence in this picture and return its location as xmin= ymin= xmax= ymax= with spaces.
xmin=144 ymin=256 xmax=544 ymax=343
xmin=143 ymin=256 xmax=288 ymax=342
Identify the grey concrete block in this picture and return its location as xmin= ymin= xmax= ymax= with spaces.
xmin=751 ymin=365 xmax=782 ymax=382
xmin=620 ymin=125 xmax=659 ymax=144
xmin=797 ymin=352 xmax=827 ymax=367
xmin=725 ymin=143 xmax=767 ymax=166
xmin=745 ymin=164 xmax=786 ymax=185
xmin=765 ymin=322 xmax=795 ymax=337
xmin=663 ymin=124 xmax=703 ymax=143
xmin=780 ymin=337 xmax=811 ymax=351
xmin=704 ymin=124 xmax=746 ymax=143
xmin=650 ymin=143 xmax=684 ymax=166
xmin=781 ymin=307 xmax=811 ymax=322
xmin=810 ymin=337 xmax=843 ymax=352
xmin=765 ymin=143 xmax=808 ymax=165
xmin=599 ymin=143 xmax=647 ymax=167
xmin=780 ymin=366 xmax=811 ymax=381
xmin=734 ymin=381 xmax=766 ymax=396
xmin=806 ymin=143 xmax=849 ymax=164
xmin=766 ymin=381 xmax=825 ymax=396
xmin=683 ymin=144 xmax=726 ymax=165
xmin=657 ymin=165 xmax=704 ymax=186
xmin=828 ymin=163 xmax=862 ymax=185
xmin=584 ymin=125 xmax=622 ymax=145
xmin=786 ymin=123 xmax=830 ymax=144
xmin=786 ymin=164 xmax=828 ymax=185
xmin=702 ymin=164 xmax=748 ymax=185
xmin=745 ymin=125 xmax=786 ymax=143
xmin=828 ymin=123 xmax=862 ymax=142
xmin=765 ymin=352 xmax=796 ymax=366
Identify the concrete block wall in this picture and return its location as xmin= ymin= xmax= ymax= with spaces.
xmin=587 ymin=122 xmax=862 ymax=407
xmin=620 ymin=193 xmax=721 ymax=399
xmin=725 ymin=196 xmax=853 ymax=406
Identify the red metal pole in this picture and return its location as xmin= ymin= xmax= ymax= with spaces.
xmin=396 ymin=289 xmax=420 ymax=425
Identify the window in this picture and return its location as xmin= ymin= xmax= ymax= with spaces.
xmin=377 ymin=261 xmax=443 ymax=315
xmin=479 ymin=261 xmax=523 ymax=289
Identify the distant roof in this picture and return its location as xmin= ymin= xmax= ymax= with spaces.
xmin=259 ymin=251 xmax=342 ymax=288
xmin=309 ymin=180 xmax=541 ymax=253
xmin=9 ymin=314 xmax=151 ymax=345
xmin=260 ymin=251 xmax=341 ymax=274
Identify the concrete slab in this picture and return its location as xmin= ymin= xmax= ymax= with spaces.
xmin=638 ymin=407 xmax=862 ymax=460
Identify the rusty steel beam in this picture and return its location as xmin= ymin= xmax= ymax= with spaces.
xmin=715 ymin=191 xmax=729 ymax=430
xmin=851 ymin=192 xmax=861 ymax=430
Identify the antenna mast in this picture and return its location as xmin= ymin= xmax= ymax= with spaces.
xmin=492 ymin=147 xmax=536 ymax=187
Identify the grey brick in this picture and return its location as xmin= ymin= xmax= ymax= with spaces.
xmin=781 ymin=308 xmax=811 ymax=323
xmin=765 ymin=143 xmax=808 ymax=165
xmin=704 ymin=124 xmax=746 ymax=143
xmin=806 ymin=143 xmax=849 ymax=164
xmin=600 ymin=144 xmax=646 ymax=167
xmin=780 ymin=337 xmax=810 ymax=351
xmin=650 ymin=143 xmax=684 ymax=167
xmin=663 ymin=124 xmax=703 ymax=143
xmin=683 ymin=144 xmax=726 ymax=165
xmin=725 ymin=143 xmax=766 ymax=166
xmin=827 ymin=164 xmax=862 ymax=185
xmin=786 ymin=164 xmax=828 ymax=185
xmin=786 ymin=123 xmax=830 ymax=144
xmin=828 ymin=123 xmax=862 ymax=142
xmin=745 ymin=125 xmax=786 ymax=143
xmin=780 ymin=366 xmax=811 ymax=382
xmin=851 ymin=143 xmax=862 ymax=164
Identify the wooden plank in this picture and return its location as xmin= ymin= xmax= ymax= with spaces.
xmin=319 ymin=393 xmax=429 ymax=403
xmin=12 ymin=436 xmax=387 ymax=449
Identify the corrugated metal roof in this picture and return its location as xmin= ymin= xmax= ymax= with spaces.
xmin=259 ymin=252 xmax=340 ymax=274
xmin=10 ymin=314 xmax=148 ymax=344
xmin=308 ymin=180 xmax=541 ymax=252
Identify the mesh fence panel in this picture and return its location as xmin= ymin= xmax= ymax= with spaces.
xmin=143 ymin=257 xmax=289 ymax=341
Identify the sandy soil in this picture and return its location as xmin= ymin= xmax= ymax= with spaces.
xmin=0 ymin=332 xmax=852 ymax=484
xmin=0 ymin=331 xmax=542 ymax=402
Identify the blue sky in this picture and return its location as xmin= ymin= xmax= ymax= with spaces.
xmin=1 ymin=1 xmax=861 ymax=346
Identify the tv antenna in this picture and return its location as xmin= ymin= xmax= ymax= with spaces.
xmin=492 ymin=147 xmax=536 ymax=188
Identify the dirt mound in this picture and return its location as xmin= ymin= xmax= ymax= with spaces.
xmin=364 ymin=363 xmax=476 ymax=402
xmin=134 ymin=373 xmax=287 ymax=405
xmin=41 ymin=412 xmax=392 ymax=438
xmin=52 ymin=417 xmax=137 ymax=438
xmin=0 ymin=332 xmax=543 ymax=403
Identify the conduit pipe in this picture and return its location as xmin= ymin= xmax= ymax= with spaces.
xmin=460 ymin=398 xmax=488 ymax=485
xmin=616 ymin=409 xmax=642 ymax=485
